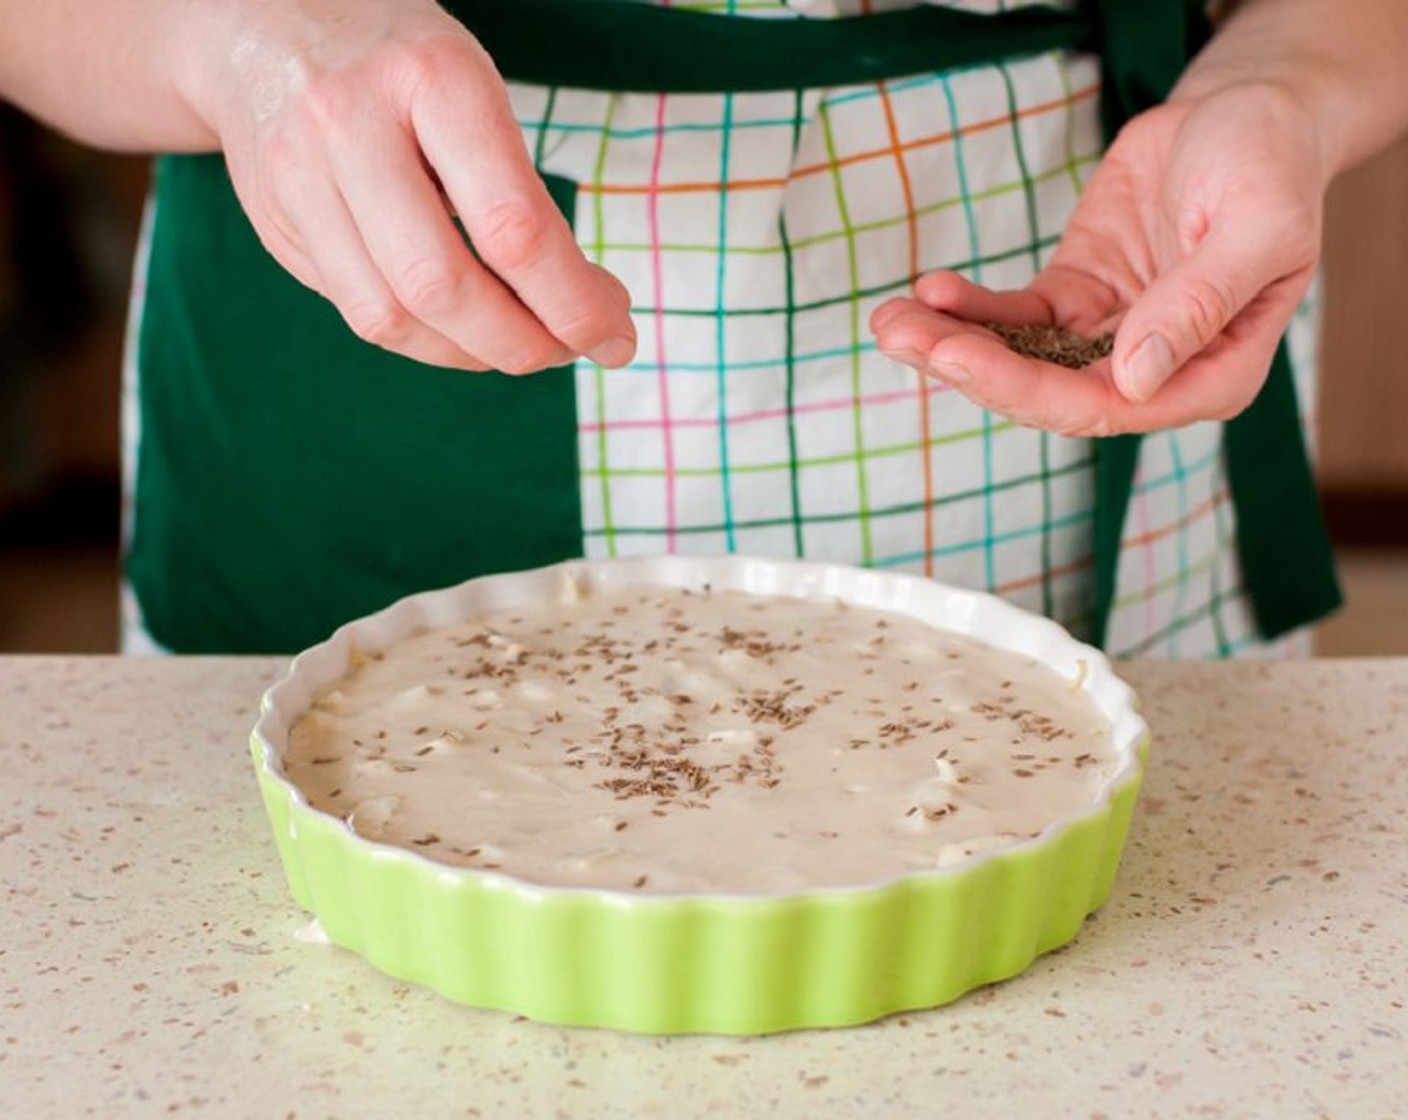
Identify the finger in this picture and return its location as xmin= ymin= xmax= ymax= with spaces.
xmin=225 ymin=161 xmax=324 ymax=293
xmin=912 ymin=267 xmax=1121 ymax=337
xmin=409 ymin=43 xmax=637 ymax=367
xmin=1027 ymin=264 xmax=1128 ymax=333
xmin=873 ymin=301 xmax=1075 ymax=380
xmin=273 ymin=157 xmax=492 ymax=371
xmin=914 ymin=271 xmax=1056 ymax=325
xmin=871 ymin=279 xmax=1044 ymax=335
xmin=872 ymin=302 xmax=988 ymax=368
xmin=326 ymin=110 xmax=575 ymax=375
xmin=246 ymin=216 xmax=323 ymax=295
xmin=1112 ymin=223 xmax=1300 ymax=403
xmin=869 ymin=296 xmax=914 ymax=334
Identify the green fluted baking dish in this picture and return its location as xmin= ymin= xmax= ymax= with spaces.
xmin=250 ymin=555 xmax=1150 ymax=1034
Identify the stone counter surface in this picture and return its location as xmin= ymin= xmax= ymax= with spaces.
xmin=1 ymin=656 xmax=1404 ymax=1118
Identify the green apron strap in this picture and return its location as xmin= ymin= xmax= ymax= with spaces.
xmin=1224 ymin=343 xmax=1343 ymax=637
xmin=452 ymin=0 xmax=1094 ymax=92
xmin=1088 ymin=0 xmax=1341 ymax=646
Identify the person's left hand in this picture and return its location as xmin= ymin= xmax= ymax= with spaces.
xmin=870 ymin=81 xmax=1326 ymax=437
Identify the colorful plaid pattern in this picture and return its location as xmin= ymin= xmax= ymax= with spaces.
xmin=508 ymin=47 xmax=1310 ymax=659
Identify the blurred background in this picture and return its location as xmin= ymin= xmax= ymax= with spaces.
xmin=1 ymin=103 xmax=1405 ymax=656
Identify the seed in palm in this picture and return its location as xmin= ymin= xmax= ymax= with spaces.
xmin=982 ymin=322 xmax=1113 ymax=370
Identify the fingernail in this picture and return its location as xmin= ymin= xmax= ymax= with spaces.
xmin=1125 ymin=332 xmax=1175 ymax=402
xmin=929 ymin=359 xmax=971 ymax=387
xmin=587 ymin=335 xmax=636 ymax=368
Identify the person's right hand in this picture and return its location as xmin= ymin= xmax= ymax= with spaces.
xmin=186 ymin=0 xmax=636 ymax=373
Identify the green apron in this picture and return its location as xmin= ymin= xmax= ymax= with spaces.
xmin=128 ymin=0 xmax=1340 ymax=653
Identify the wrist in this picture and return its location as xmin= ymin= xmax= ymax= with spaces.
xmin=1167 ymin=74 xmax=1340 ymax=191
xmin=1169 ymin=0 xmax=1408 ymax=184
xmin=165 ymin=2 xmax=286 ymax=149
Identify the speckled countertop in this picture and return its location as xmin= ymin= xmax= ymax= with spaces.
xmin=2 ymin=656 xmax=1405 ymax=1119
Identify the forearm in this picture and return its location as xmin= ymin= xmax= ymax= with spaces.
xmin=1173 ymin=0 xmax=1408 ymax=182
xmin=0 ymin=0 xmax=218 ymax=151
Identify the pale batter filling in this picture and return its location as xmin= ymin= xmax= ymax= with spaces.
xmin=285 ymin=578 xmax=1116 ymax=894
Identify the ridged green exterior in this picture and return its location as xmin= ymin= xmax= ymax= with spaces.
xmin=250 ymin=735 xmax=1148 ymax=1034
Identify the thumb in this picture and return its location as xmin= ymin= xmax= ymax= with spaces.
xmin=1114 ymin=226 xmax=1287 ymax=403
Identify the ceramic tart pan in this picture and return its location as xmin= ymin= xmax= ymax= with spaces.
xmin=250 ymin=555 xmax=1150 ymax=1035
